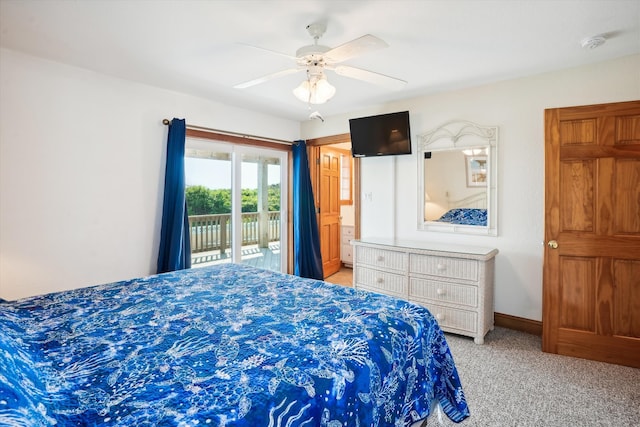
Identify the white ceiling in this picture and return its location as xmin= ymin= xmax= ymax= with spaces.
xmin=1 ymin=0 xmax=638 ymax=122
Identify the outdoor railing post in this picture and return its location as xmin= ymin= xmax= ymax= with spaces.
xmin=258 ymin=211 xmax=268 ymax=248
xmin=220 ymin=215 xmax=227 ymax=253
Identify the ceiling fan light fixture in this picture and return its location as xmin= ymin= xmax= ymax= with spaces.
xmin=235 ymin=22 xmax=404 ymax=105
xmin=293 ymin=74 xmax=336 ymax=104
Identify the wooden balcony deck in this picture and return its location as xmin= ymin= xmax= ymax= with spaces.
xmin=191 ymin=240 xmax=353 ymax=287
xmin=191 ymin=242 xmax=281 ymax=271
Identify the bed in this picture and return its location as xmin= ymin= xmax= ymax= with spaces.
xmin=435 ymin=192 xmax=487 ymax=226
xmin=0 ymin=263 xmax=469 ymax=426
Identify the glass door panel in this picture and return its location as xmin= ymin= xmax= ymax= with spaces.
xmin=238 ymin=153 xmax=282 ymax=272
xmin=185 ymin=139 xmax=287 ymax=273
xmin=184 ymin=145 xmax=233 ymax=266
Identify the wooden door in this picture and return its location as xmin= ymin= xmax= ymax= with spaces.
xmin=543 ymin=100 xmax=640 ymax=368
xmin=319 ymin=147 xmax=342 ymax=277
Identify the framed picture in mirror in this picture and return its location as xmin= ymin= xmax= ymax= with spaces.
xmin=465 ymin=155 xmax=487 ymax=187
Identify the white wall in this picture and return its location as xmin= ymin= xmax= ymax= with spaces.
xmin=0 ymin=48 xmax=299 ymax=300
xmin=2 ymin=48 xmax=637 ymax=315
xmin=302 ymin=54 xmax=640 ymax=321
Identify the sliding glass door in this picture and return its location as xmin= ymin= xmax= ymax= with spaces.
xmin=184 ymin=139 xmax=287 ymax=273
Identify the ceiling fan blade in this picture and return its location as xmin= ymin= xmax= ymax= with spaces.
xmin=236 ymin=43 xmax=297 ymax=61
xmin=234 ymin=68 xmax=302 ymax=89
xmin=324 ymin=34 xmax=388 ymax=63
xmin=334 ymin=65 xmax=407 ymax=89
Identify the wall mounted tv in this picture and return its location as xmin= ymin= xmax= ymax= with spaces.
xmin=349 ymin=111 xmax=412 ymax=157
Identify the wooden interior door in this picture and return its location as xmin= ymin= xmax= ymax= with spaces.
xmin=319 ymin=147 xmax=342 ymax=277
xmin=543 ymin=100 xmax=640 ymax=368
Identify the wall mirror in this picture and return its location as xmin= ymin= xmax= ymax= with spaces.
xmin=417 ymin=120 xmax=498 ymax=236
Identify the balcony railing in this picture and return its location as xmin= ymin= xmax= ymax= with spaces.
xmin=188 ymin=212 xmax=280 ymax=254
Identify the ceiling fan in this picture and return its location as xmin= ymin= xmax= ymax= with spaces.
xmin=234 ymin=22 xmax=407 ymax=104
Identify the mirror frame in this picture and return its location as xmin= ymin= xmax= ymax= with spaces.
xmin=417 ymin=120 xmax=498 ymax=236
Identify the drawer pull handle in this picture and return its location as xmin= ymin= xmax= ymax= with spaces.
xmin=436 ymin=313 xmax=445 ymax=321
xmin=376 ymin=277 xmax=384 ymax=283
xmin=377 ymin=255 xmax=384 ymax=262
xmin=436 ymin=288 xmax=446 ymax=296
xmin=436 ymin=263 xmax=446 ymax=271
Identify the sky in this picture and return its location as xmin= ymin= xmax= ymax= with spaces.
xmin=185 ymin=157 xmax=281 ymax=190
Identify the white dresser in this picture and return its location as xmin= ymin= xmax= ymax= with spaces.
xmin=352 ymin=239 xmax=498 ymax=344
xmin=341 ymin=225 xmax=355 ymax=267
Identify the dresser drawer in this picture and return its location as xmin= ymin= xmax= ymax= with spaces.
xmin=416 ymin=302 xmax=478 ymax=334
xmin=409 ymin=254 xmax=478 ymax=281
xmin=355 ymin=266 xmax=407 ymax=298
xmin=342 ymin=245 xmax=353 ymax=263
xmin=409 ymin=278 xmax=477 ymax=307
xmin=356 ymin=246 xmax=407 ymax=272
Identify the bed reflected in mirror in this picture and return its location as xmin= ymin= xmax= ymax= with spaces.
xmin=418 ymin=121 xmax=498 ymax=236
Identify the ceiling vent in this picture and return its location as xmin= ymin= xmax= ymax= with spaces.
xmin=581 ymin=35 xmax=606 ymax=50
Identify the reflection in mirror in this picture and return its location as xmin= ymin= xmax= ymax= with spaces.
xmin=424 ymin=149 xmax=488 ymax=221
xmin=418 ymin=121 xmax=498 ymax=236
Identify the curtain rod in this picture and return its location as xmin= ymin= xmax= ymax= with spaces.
xmin=162 ymin=119 xmax=293 ymax=146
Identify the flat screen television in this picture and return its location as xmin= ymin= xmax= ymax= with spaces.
xmin=349 ymin=111 xmax=412 ymax=157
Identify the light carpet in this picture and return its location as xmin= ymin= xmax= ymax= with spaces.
xmin=433 ymin=327 xmax=640 ymax=426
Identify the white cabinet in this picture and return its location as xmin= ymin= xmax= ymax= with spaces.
xmin=341 ymin=225 xmax=355 ymax=267
xmin=352 ymin=239 xmax=498 ymax=344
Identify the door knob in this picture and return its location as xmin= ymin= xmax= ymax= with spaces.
xmin=548 ymin=240 xmax=558 ymax=249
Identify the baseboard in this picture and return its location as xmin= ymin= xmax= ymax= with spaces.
xmin=494 ymin=312 xmax=542 ymax=336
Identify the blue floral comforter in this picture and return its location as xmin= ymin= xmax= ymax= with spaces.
xmin=0 ymin=264 xmax=469 ymax=426
xmin=436 ymin=208 xmax=487 ymax=226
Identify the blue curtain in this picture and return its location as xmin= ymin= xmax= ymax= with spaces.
xmin=157 ymin=118 xmax=191 ymax=273
xmin=292 ymin=140 xmax=324 ymax=280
